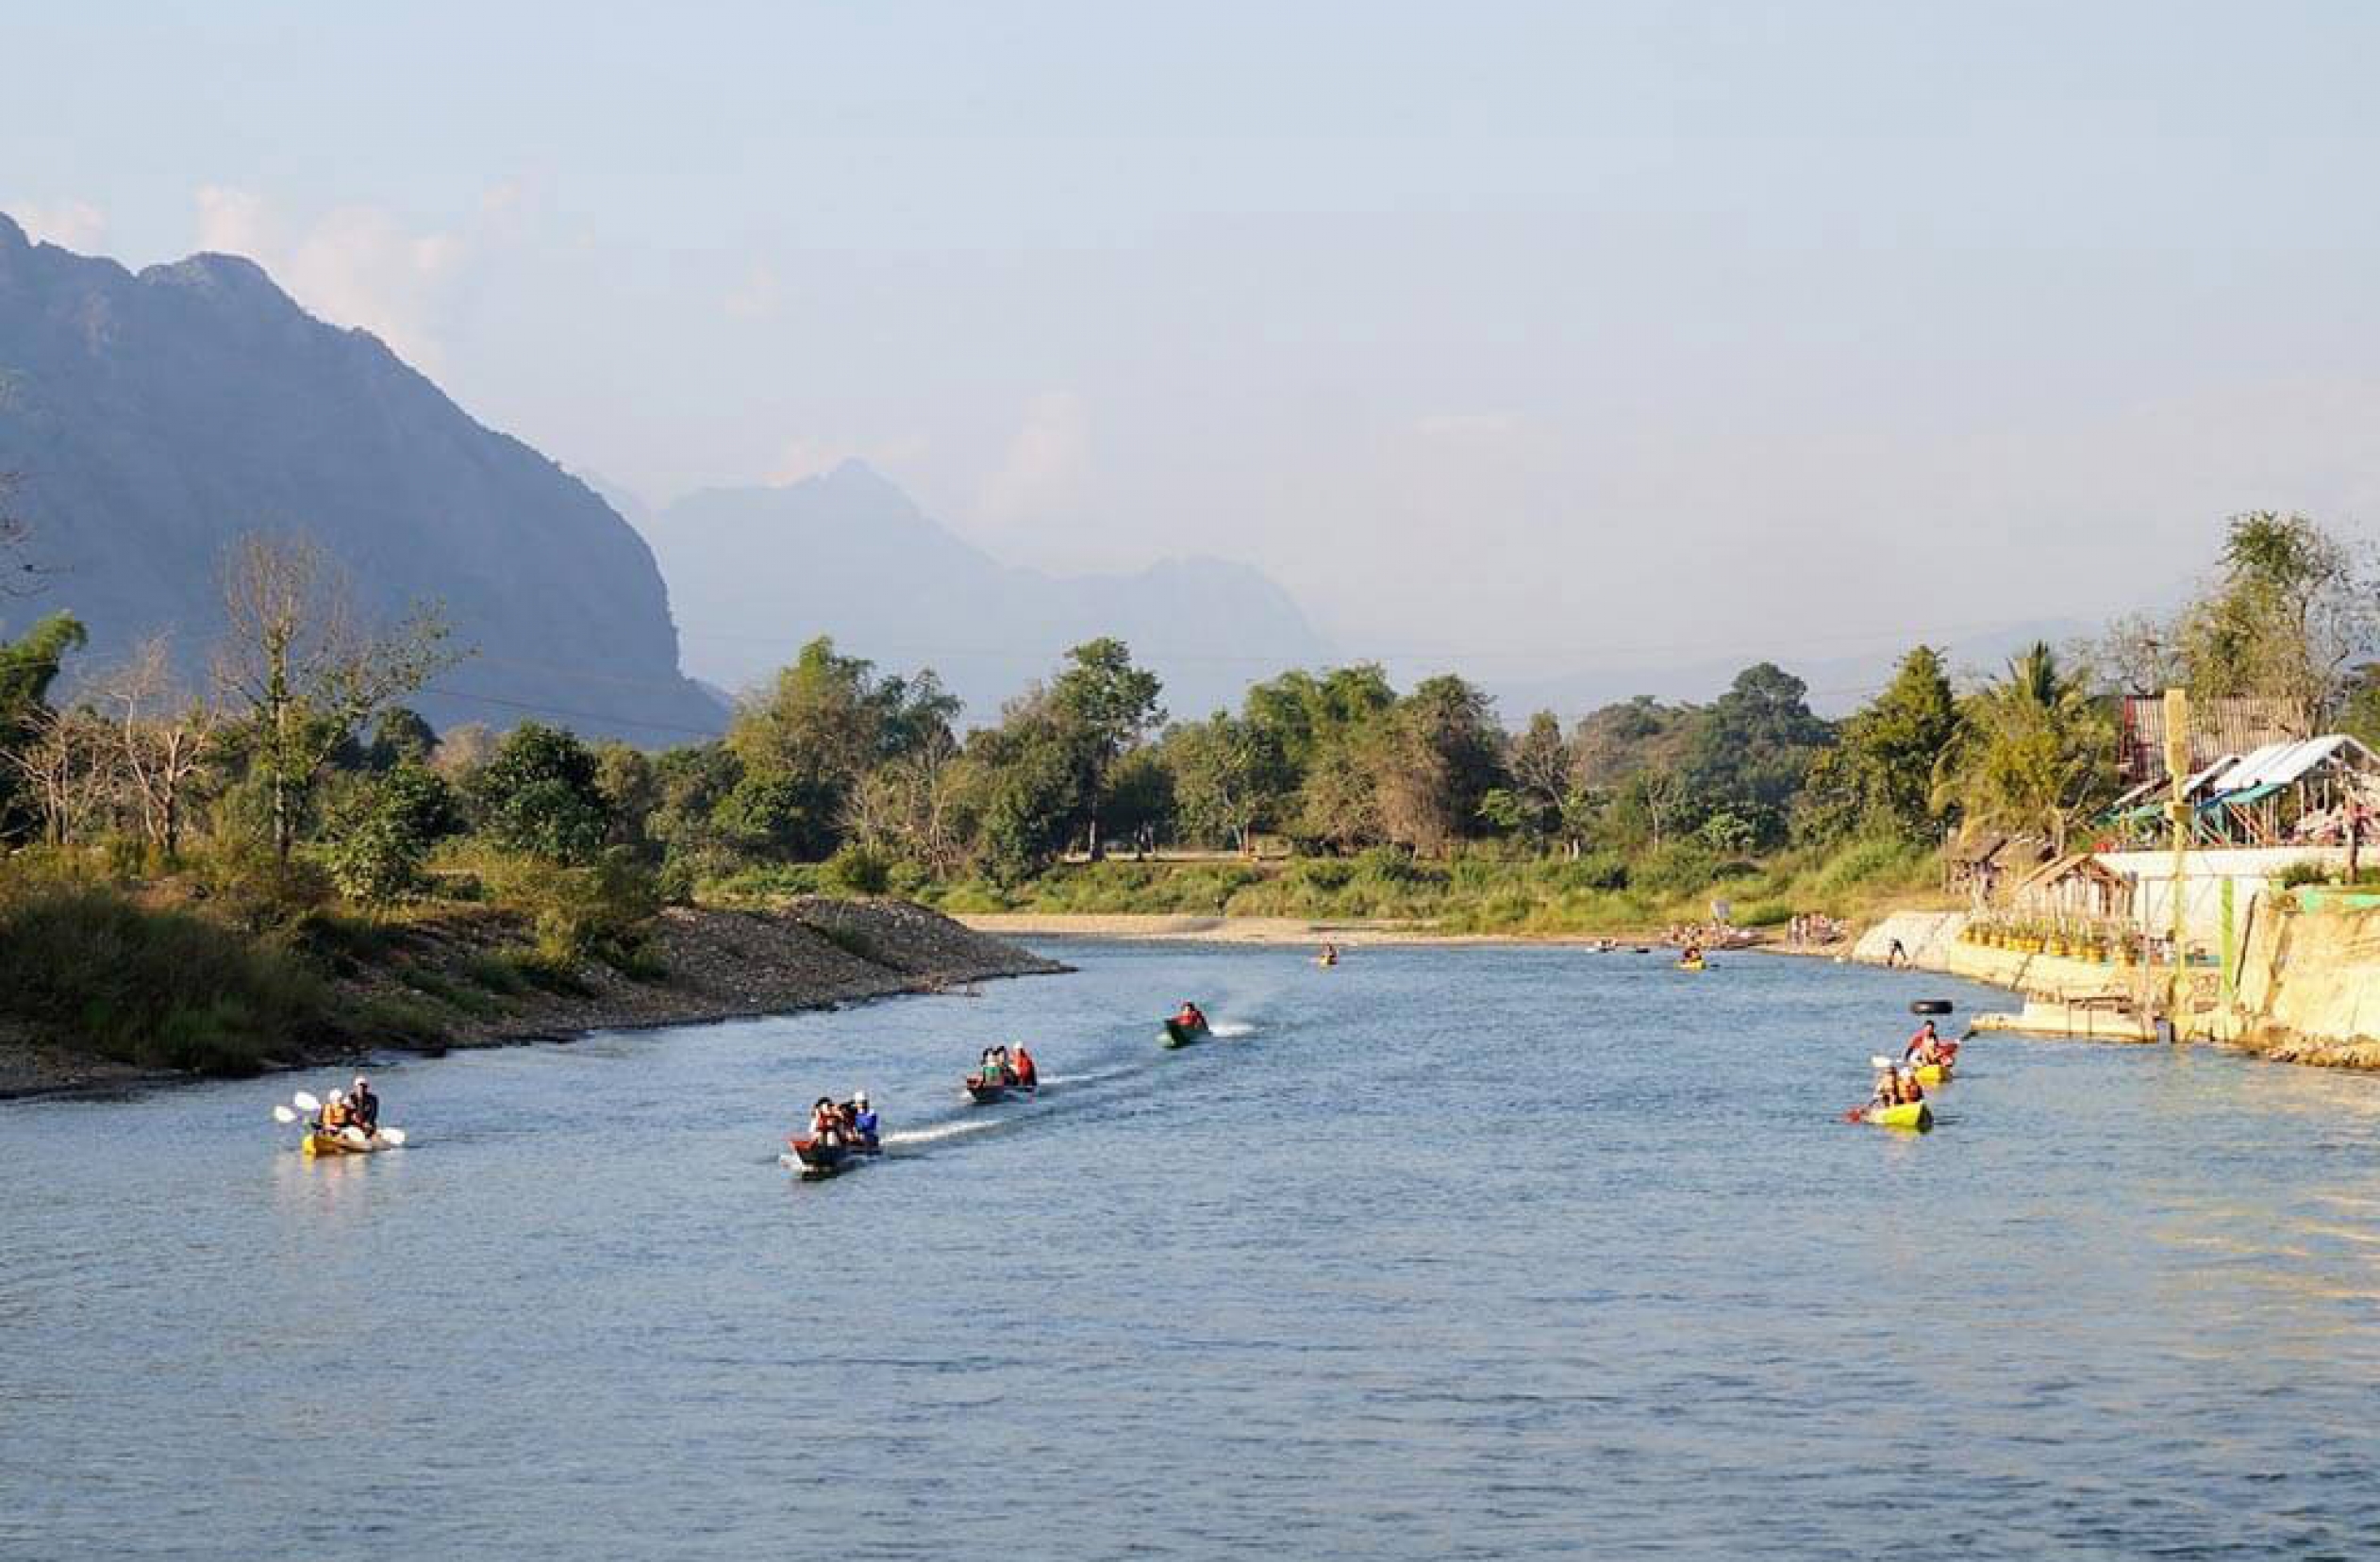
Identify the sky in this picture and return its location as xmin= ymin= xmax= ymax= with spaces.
xmin=8 ymin=1 xmax=2380 ymax=694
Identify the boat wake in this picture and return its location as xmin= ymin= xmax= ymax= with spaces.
xmin=1208 ymin=1021 xmax=1257 ymax=1039
xmin=882 ymin=1117 xmax=1005 ymax=1148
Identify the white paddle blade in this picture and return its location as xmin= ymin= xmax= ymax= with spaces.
xmin=341 ymin=1125 xmax=371 ymax=1147
xmin=377 ymin=1127 xmax=407 ymax=1146
xmin=292 ymin=1090 xmax=322 ymax=1113
xmin=1869 ymin=1055 xmax=1894 ymax=1070
xmin=272 ymin=1104 xmax=299 ymax=1123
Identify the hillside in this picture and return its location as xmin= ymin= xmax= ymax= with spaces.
xmin=0 ymin=213 xmax=724 ymax=745
xmin=638 ymin=460 xmax=1331 ymax=718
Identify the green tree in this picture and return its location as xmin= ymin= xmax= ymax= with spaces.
xmin=958 ymin=699 xmax=1089 ymax=885
xmin=0 ymin=610 xmax=87 ymax=841
xmin=471 ymin=723 xmax=610 ymax=863
xmin=1166 ymin=715 xmax=1288 ymax=852
xmin=1680 ymin=663 xmax=1833 ymax=848
xmin=323 ymin=760 xmax=462 ymax=906
xmin=1939 ymin=642 xmax=2113 ymax=854
xmin=1048 ymin=637 xmax=1164 ymax=856
xmin=2178 ymin=511 xmax=2372 ymax=734
xmin=214 ymin=534 xmax=458 ymax=861
xmin=1795 ymin=645 xmax=1957 ymax=843
xmin=1376 ymin=674 xmax=1506 ymax=855
xmin=726 ymin=637 xmax=958 ymax=859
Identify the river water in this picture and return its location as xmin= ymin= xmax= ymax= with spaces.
xmin=4 ymin=940 xmax=2378 ymax=1559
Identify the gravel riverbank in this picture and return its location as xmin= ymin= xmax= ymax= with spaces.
xmin=0 ymin=898 xmax=1066 ymax=1099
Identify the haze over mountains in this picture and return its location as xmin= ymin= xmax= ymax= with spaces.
xmin=628 ymin=461 xmax=1331 ymax=720
xmin=0 ymin=209 xmax=2110 ymax=744
xmin=0 ymin=213 xmax=720 ymax=745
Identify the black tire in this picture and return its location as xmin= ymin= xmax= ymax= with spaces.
xmin=1910 ymin=999 xmax=1954 ymax=1016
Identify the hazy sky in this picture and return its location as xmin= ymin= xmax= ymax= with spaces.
xmin=9 ymin=1 xmax=2380 ymax=689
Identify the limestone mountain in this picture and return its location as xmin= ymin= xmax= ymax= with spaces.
xmin=0 ymin=213 xmax=723 ymax=745
xmin=639 ymin=461 xmax=1331 ymax=720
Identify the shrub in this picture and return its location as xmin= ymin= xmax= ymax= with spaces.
xmin=0 ymin=884 xmax=333 ymax=1072
xmin=475 ymin=848 xmax=661 ymax=966
xmin=822 ymin=843 xmax=893 ymax=896
xmin=2279 ymin=859 xmax=2332 ymax=889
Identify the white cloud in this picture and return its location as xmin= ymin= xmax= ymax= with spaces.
xmin=13 ymin=198 xmax=108 ymax=251
xmin=190 ymin=186 xmax=468 ymax=373
xmin=979 ymin=391 xmax=1090 ymax=525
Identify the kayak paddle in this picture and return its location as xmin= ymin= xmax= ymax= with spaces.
xmin=272 ymin=1104 xmax=300 ymax=1124
xmin=292 ymin=1090 xmax=322 ymax=1114
xmin=377 ymin=1127 xmax=407 ymax=1146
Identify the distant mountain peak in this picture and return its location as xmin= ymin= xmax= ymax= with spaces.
xmin=639 ymin=466 xmax=1328 ymax=718
xmin=0 ymin=223 xmax=725 ymax=745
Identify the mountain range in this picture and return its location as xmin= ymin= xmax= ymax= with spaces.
xmin=0 ymin=212 xmax=722 ymax=745
xmin=628 ymin=462 xmax=1332 ymax=720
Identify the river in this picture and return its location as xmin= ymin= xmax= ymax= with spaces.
xmin=4 ymin=940 xmax=2377 ymax=1559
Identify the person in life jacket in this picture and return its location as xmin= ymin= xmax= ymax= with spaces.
xmin=347 ymin=1076 xmax=379 ymax=1132
xmin=1904 ymin=1021 xmax=1952 ymax=1067
xmin=1174 ymin=1002 xmax=1207 ymax=1031
xmin=849 ymin=1091 xmax=878 ymax=1148
xmin=807 ymin=1096 xmax=844 ymax=1147
xmin=318 ymin=1090 xmax=352 ymax=1132
xmin=1008 ymin=1044 xmax=1037 ymax=1091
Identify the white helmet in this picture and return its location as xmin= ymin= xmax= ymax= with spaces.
xmin=854 ymin=1090 xmax=870 ymax=1105
xmin=327 ymin=1089 xmax=346 ymax=1105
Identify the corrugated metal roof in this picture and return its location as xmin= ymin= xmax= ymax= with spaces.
xmin=2205 ymin=734 xmax=2375 ymax=794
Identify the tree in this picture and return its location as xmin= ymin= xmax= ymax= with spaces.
xmin=1049 ymin=638 xmax=1165 ymax=856
xmin=1490 ymin=709 xmax=1574 ymax=848
xmin=725 ymin=637 xmax=958 ymax=860
xmin=1938 ymin=641 xmax=2113 ymax=853
xmin=2 ymin=704 xmax=109 ymax=846
xmin=1374 ymin=675 xmax=1505 ymax=856
xmin=470 ymin=722 xmax=610 ymax=863
xmin=89 ymin=637 xmax=218 ymax=857
xmin=1167 ymin=715 xmax=1287 ymax=853
xmin=366 ymin=707 xmax=439 ymax=770
xmin=1795 ymin=645 xmax=1957 ymax=843
xmin=0 ymin=610 xmax=87 ymax=840
xmin=213 ymin=534 xmax=458 ymax=860
xmin=1680 ymin=663 xmax=1833 ymax=849
xmin=958 ymin=698 xmax=1090 ymax=885
xmin=323 ymin=760 xmax=462 ymax=906
xmin=2174 ymin=511 xmax=2372 ymax=734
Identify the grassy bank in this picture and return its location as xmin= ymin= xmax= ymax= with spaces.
xmin=708 ymin=836 xmax=1947 ymax=935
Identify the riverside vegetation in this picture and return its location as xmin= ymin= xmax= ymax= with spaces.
xmin=1 ymin=508 xmax=2372 ymax=1074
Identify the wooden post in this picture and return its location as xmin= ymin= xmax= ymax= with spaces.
xmin=2164 ymin=688 xmax=2191 ymax=1039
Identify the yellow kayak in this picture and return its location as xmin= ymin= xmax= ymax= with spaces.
xmin=301 ymin=1129 xmax=388 ymax=1156
xmin=1864 ymin=1101 xmax=1933 ymax=1131
xmin=1912 ymin=1062 xmax=1953 ymax=1086
xmin=1676 ymin=958 xmax=1706 ymax=972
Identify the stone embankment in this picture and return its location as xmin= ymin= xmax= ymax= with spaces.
xmin=1851 ymin=905 xmax=2380 ymax=1069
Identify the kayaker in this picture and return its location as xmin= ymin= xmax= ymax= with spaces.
xmin=1010 ymin=1044 xmax=1037 ymax=1090
xmin=850 ymin=1091 xmax=879 ymax=1147
xmin=1905 ymin=1022 xmax=1955 ymax=1068
xmin=1681 ymin=945 xmax=1703 ymax=964
xmin=318 ymin=1090 xmax=352 ymax=1132
xmin=348 ymin=1076 xmax=379 ymax=1132
xmin=1320 ymin=941 xmax=1339 ymax=966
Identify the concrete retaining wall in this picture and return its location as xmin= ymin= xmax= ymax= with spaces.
xmin=1850 ymin=911 xmax=1967 ymax=970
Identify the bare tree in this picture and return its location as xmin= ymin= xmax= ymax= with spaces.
xmin=213 ymin=533 xmax=460 ymax=860
xmin=90 ymin=637 xmax=217 ymax=856
xmin=2 ymin=704 xmax=111 ymax=845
